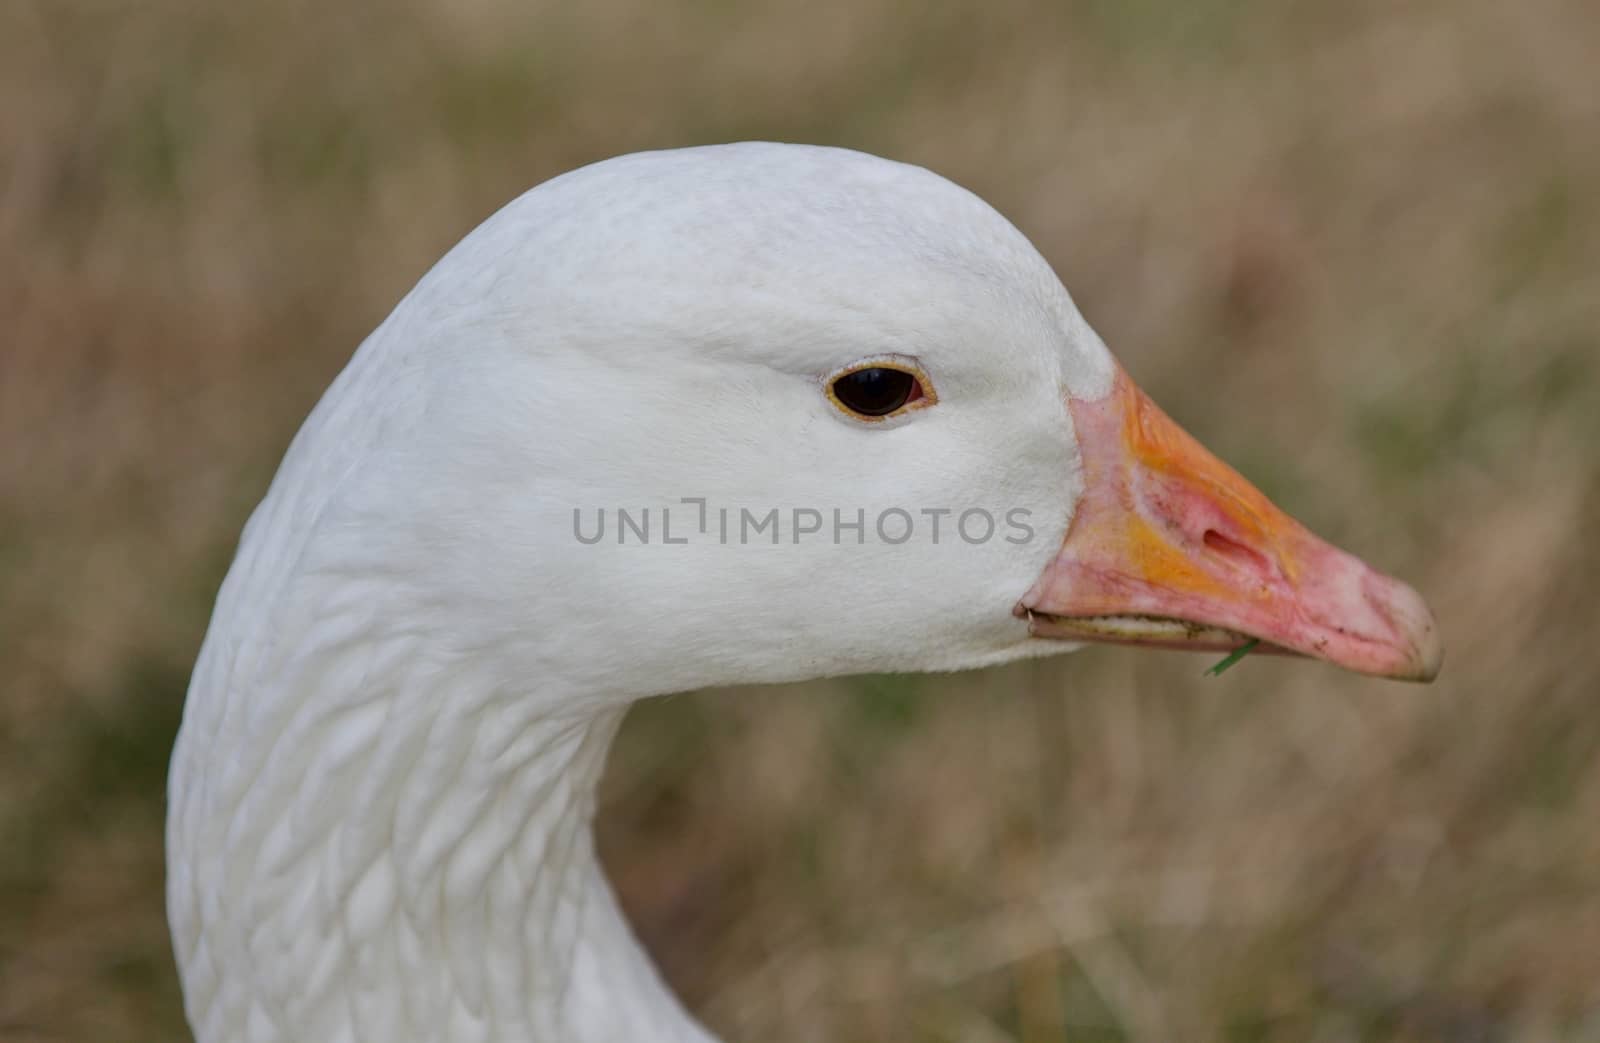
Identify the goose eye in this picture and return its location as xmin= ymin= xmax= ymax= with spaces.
xmin=828 ymin=364 xmax=929 ymax=419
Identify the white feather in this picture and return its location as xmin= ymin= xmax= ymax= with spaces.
xmin=168 ymin=142 xmax=1118 ymax=1042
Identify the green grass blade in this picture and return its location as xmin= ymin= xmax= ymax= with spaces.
xmin=1205 ymin=638 xmax=1261 ymax=677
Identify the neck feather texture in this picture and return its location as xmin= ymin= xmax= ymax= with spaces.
xmin=168 ymin=613 xmax=717 ymax=1043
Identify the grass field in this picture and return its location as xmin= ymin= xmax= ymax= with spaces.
xmin=3 ymin=0 xmax=1598 ymax=1039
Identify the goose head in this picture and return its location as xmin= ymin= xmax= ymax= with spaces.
xmin=170 ymin=142 xmax=1439 ymax=1043
xmin=347 ymin=142 xmax=1438 ymax=700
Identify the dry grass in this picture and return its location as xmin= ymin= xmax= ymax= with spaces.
xmin=3 ymin=0 xmax=1598 ymax=1039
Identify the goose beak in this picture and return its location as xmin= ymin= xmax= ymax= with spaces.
xmin=1018 ymin=367 xmax=1442 ymax=682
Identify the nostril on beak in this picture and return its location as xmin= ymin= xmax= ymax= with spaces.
xmin=1203 ymin=528 xmax=1273 ymax=578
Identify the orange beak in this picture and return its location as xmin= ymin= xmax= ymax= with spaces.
xmin=1019 ymin=367 xmax=1442 ymax=681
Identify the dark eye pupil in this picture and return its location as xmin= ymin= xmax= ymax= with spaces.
xmin=832 ymin=367 xmax=916 ymax=417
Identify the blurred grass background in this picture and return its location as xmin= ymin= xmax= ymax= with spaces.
xmin=3 ymin=0 xmax=1598 ymax=1039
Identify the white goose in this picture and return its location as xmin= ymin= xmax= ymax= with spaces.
xmin=167 ymin=142 xmax=1441 ymax=1043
